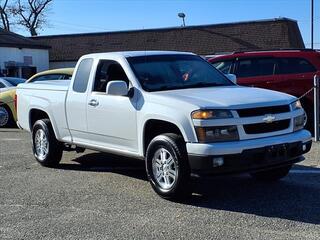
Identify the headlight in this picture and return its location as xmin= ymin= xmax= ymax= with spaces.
xmin=195 ymin=125 xmax=239 ymax=143
xmin=291 ymin=100 xmax=303 ymax=111
xmin=192 ymin=110 xmax=233 ymax=119
xmin=294 ymin=113 xmax=307 ymax=131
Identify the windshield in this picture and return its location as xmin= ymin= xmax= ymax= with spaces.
xmin=127 ymin=54 xmax=233 ymax=92
xmin=3 ymin=77 xmax=26 ymax=86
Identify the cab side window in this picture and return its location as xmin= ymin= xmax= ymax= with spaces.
xmin=73 ymin=58 xmax=93 ymax=93
xmin=236 ymin=59 xmax=257 ymax=77
xmin=93 ymin=60 xmax=129 ymax=93
xmin=236 ymin=58 xmax=276 ymax=78
xmin=212 ymin=60 xmax=233 ymax=74
xmin=0 ymin=82 xmax=5 ymax=88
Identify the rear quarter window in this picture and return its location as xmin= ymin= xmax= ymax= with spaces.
xmin=276 ymin=58 xmax=316 ymax=74
xmin=73 ymin=58 xmax=93 ymax=93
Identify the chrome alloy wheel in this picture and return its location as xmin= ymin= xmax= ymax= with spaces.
xmin=34 ymin=129 xmax=49 ymax=161
xmin=152 ymin=148 xmax=178 ymax=190
xmin=0 ymin=106 xmax=9 ymax=127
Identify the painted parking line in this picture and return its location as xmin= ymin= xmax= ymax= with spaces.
xmin=290 ymin=169 xmax=320 ymax=174
xmin=1 ymin=138 xmax=22 ymax=141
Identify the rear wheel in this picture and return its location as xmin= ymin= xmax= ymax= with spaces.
xmin=0 ymin=105 xmax=13 ymax=127
xmin=32 ymin=119 xmax=63 ymax=167
xmin=250 ymin=165 xmax=292 ymax=181
xmin=146 ymin=133 xmax=191 ymax=200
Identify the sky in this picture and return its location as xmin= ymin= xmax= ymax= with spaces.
xmin=13 ymin=0 xmax=319 ymax=48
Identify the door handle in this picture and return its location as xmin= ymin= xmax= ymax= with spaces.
xmin=88 ymin=99 xmax=99 ymax=107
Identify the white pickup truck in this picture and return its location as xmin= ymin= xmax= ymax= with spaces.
xmin=17 ymin=51 xmax=312 ymax=199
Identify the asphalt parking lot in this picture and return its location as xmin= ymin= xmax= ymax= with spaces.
xmin=1 ymin=128 xmax=320 ymax=239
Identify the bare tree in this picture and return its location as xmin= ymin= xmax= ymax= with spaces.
xmin=14 ymin=0 xmax=52 ymax=36
xmin=0 ymin=0 xmax=11 ymax=31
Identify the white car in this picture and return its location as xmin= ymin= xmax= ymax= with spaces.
xmin=16 ymin=51 xmax=312 ymax=199
xmin=0 ymin=77 xmax=26 ymax=92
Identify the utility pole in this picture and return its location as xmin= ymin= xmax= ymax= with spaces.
xmin=311 ymin=0 xmax=314 ymax=49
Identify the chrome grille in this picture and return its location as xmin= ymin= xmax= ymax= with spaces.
xmin=243 ymin=119 xmax=290 ymax=134
xmin=237 ymin=105 xmax=290 ymax=118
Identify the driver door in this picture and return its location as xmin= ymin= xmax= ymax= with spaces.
xmin=86 ymin=60 xmax=138 ymax=152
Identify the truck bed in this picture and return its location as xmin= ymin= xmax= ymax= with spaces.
xmin=17 ymin=80 xmax=71 ymax=141
xmin=18 ymin=80 xmax=70 ymax=91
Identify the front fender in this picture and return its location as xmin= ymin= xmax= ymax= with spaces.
xmin=137 ymin=102 xmax=197 ymax=156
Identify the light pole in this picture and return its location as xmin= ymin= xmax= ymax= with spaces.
xmin=178 ymin=12 xmax=186 ymax=27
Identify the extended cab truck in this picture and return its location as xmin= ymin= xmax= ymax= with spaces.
xmin=17 ymin=51 xmax=312 ymax=199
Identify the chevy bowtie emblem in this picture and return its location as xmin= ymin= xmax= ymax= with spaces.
xmin=263 ymin=115 xmax=276 ymax=123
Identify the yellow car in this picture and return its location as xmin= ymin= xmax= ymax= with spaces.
xmin=0 ymin=89 xmax=17 ymax=127
xmin=27 ymin=68 xmax=74 ymax=83
xmin=0 ymin=68 xmax=74 ymax=127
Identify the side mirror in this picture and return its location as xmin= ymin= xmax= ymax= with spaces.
xmin=225 ymin=74 xmax=237 ymax=84
xmin=106 ymin=80 xmax=128 ymax=96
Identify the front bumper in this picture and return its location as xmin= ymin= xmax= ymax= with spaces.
xmin=187 ymin=130 xmax=312 ymax=174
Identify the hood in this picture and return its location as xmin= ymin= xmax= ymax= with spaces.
xmin=153 ymin=86 xmax=296 ymax=109
xmin=0 ymin=87 xmax=15 ymax=93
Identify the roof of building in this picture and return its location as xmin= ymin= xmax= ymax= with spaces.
xmin=0 ymin=28 xmax=50 ymax=49
xmin=31 ymin=18 xmax=305 ymax=62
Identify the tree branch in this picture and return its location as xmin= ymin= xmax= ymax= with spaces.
xmin=0 ymin=0 xmax=10 ymax=30
xmin=13 ymin=0 xmax=52 ymax=35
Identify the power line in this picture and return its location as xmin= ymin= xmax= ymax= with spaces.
xmin=51 ymin=20 xmax=118 ymax=32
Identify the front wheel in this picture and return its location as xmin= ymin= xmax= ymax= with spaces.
xmin=146 ymin=133 xmax=191 ymax=200
xmin=250 ymin=165 xmax=292 ymax=181
xmin=32 ymin=119 xmax=63 ymax=167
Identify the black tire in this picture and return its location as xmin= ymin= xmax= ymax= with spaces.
xmin=0 ymin=105 xmax=14 ymax=128
xmin=250 ymin=165 xmax=292 ymax=182
xmin=32 ymin=119 xmax=63 ymax=167
xmin=300 ymin=99 xmax=313 ymax=133
xmin=146 ymin=133 xmax=191 ymax=200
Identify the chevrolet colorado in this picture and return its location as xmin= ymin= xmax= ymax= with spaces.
xmin=16 ymin=51 xmax=312 ymax=199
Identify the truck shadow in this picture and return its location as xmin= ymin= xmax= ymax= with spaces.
xmin=58 ymin=152 xmax=147 ymax=181
xmin=58 ymin=153 xmax=320 ymax=224
xmin=186 ymin=164 xmax=320 ymax=225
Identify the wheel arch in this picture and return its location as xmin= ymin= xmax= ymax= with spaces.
xmin=29 ymin=108 xmax=60 ymax=139
xmin=142 ymin=119 xmax=187 ymax=155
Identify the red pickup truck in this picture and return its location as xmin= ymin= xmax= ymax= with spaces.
xmin=208 ymin=49 xmax=319 ymax=130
